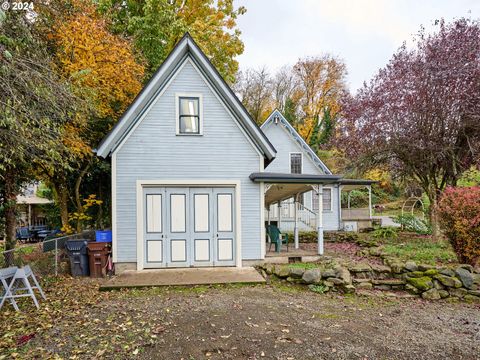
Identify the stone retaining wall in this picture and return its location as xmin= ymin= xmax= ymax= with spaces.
xmin=258 ymin=260 xmax=480 ymax=302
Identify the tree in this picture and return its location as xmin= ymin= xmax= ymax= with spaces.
xmin=37 ymin=0 xmax=144 ymax=232
xmin=293 ymin=55 xmax=347 ymax=142
xmin=100 ymin=0 xmax=246 ymax=82
xmin=337 ymin=18 xmax=480 ymax=236
xmin=309 ymin=107 xmax=334 ymax=153
xmin=0 ymin=10 xmax=81 ymax=251
xmin=233 ymin=67 xmax=272 ymax=124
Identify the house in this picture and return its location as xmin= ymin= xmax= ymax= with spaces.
xmin=260 ymin=110 xmax=375 ymax=235
xmin=97 ymin=34 xmax=374 ymax=272
xmin=16 ymin=183 xmax=52 ymax=228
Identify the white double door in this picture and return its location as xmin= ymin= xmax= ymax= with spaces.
xmin=143 ymin=187 xmax=235 ymax=268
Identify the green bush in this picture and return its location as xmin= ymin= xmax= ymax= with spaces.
xmin=393 ymin=214 xmax=431 ymax=235
xmin=372 ymin=226 xmax=398 ymax=239
xmin=437 ymin=186 xmax=480 ymax=266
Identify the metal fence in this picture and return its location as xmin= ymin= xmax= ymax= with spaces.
xmin=0 ymin=231 xmax=95 ymax=276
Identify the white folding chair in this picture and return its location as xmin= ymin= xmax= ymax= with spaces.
xmin=1 ymin=265 xmax=46 ymax=311
xmin=0 ymin=266 xmax=20 ymax=311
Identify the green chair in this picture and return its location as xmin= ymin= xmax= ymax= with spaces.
xmin=266 ymin=224 xmax=289 ymax=253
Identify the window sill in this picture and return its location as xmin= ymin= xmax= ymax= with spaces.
xmin=176 ymin=133 xmax=203 ymax=136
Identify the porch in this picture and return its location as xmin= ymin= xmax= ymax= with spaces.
xmin=250 ymin=172 xmax=376 ymax=257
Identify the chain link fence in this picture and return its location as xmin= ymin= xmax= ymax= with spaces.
xmin=1 ymin=231 xmax=95 ymax=276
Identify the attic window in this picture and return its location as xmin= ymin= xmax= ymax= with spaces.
xmin=178 ymin=96 xmax=202 ymax=135
xmin=290 ymin=153 xmax=302 ymax=174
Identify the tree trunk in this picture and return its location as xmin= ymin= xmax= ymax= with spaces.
xmin=74 ymin=162 xmax=91 ymax=233
xmin=4 ymin=170 xmax=18 ymax=266
xmin=427 ymin=189 xmax=441 ymax=241
xmin=96 ymin=177 xmax=104 ymax=229
xmin=55 ymin=181 xmax=69 ymax=230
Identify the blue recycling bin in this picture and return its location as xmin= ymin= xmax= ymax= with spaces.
xmin=95 ymin=230 xmax=112 ymax=243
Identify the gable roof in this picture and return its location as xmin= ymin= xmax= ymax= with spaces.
xmin=96 ymin=33 xmax=276 ymax=161
xmin=261 ymin=110 xmax=332 ymax=175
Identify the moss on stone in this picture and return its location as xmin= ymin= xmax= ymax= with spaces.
xmin=406 ymin=276 xmax=433 ymax=291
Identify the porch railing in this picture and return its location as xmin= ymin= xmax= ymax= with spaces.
xmin=341 ymin=208 xmax=371 ymax=220
xmin=266 ymin=201 xmax=317 ymax=232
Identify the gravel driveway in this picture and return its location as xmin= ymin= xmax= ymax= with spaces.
xmin=9 ymin=279 xmax=479 ymax=359
xmin=134 ymin=283 xmax=480 ymax=359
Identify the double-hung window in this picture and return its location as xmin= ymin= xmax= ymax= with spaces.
xmin=178 ymin=96 xmax=201 ymax=134
xmin=290 ymin=153 xmax=302 ymax=174
xmin=313 ymin=187 xmax=332 ymax=212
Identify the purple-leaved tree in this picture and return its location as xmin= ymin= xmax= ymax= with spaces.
xmin=337 ymin=18 xmax=480 ymax=237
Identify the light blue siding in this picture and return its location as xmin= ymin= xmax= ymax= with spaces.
xmin=115 ymin=59 xmax=263 ymax=262
xmin=263 ymin=121 xmax=323 ymax=175
xmin=263 ymin=120 xmax=340 ymax=231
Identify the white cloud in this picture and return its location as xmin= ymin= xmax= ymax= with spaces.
xmin=236 ymin=0 xmax=480 ymax=92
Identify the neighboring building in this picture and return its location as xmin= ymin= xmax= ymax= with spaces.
xmin=97 ymin=34 xmax=374 ymax=272
xmin=16 ymin=183 xmax=52 ymax=228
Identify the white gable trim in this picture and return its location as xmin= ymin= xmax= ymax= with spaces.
xmin=261 ymin=110 xmax=332 ymax=174
xmin=111 ymin=58 xmax=189 ymax=155
xmin=187 ymin=58 xmax=263 ymax=157
xmin=111 ymin=58 xmax=263 ymax=158
xmin=97 ymin=34 xmax=276 ymax=160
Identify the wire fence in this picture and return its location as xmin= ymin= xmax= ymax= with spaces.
xmin=0 ymin=231 xmax=95 ymax=277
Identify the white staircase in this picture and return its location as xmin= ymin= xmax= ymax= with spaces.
xmin=267 ymin=201 xmax=317 ymax=232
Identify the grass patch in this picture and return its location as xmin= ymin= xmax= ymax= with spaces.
xmin=287 ymin=262 xmax=321 ymax=270
xmin=120 ymin=283 xmax=257 ymax=297
xmin=270 ymin=277 xmax=306 ymax=294
xmin=314 ymin=312 xmax=342 ymax=319
xmin=380 ymin=234 xmax=457 ymax=265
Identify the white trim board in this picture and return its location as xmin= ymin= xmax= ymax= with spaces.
xmin=135 ymin=180 xmax=242 ymax=271
xmin=261 ymin=109 xmax=331 ymax=174
xmin=111 ymin=152 xmax=117 ymax=263
xmin=97 ymin=34 xmax=276 ymax=160
xmin=111 ymin=58 xmax=263 ymax=159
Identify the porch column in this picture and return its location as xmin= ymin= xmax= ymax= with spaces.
xmin=277 ymin=201 xmax=281 ymax=229
xmin=316 ymin=184 xmax=324 ymax=255
xmin=28 ymin=204 xmax=32 ymax=228
xmin=338 ymin=185 xmax=342 ymax=230
xmin=294 ymin=194 xmax=299 ymax=249
xmin=267 ymin=205 xmax=271 ymax=243
xmin=368 ymin=185 xmax=373 ymax=219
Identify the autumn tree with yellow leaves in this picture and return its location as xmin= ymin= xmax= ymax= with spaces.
xmin=37 ymin=0 xmax=144 ymax=231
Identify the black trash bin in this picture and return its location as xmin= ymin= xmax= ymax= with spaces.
xmin=65 ymin=239 xmax=90 ymax=276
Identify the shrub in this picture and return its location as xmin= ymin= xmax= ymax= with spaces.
xmin=372 ymin=226 xmax=398 ymax=239
xmin=393 ymin=214 xmax=431 ymax=235
xmin=437 ymin=186 xmax=480 ymax=266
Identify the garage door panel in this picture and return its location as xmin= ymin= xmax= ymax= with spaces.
xmin=217 ymin=194 xmax=233 ymax=232
xmin=217 ymin=238 xmax=233 ymax=261
xmin=147 ymin=240 xmax=163 ymax=263
xmin=214 ymin=188 xmax=236 ymax=266
xmin=170 ymin=239 xmax=187 ymax=262
xmin=194 ymin=193 xmax=210 ymax=232
xmin=170 ymin=194 xmax=186 ymax=233
xmin=194 ymin=239 xmax=210 ymax=262
xmin=143 ymin=186 xmax=235 ymax=268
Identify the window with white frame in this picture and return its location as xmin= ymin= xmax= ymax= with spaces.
xmin=313 ymin=188 xmax=332 ymax=212
xmin=178 ymin=96 xmax=200 ymax=134
xmin=290 ymin=153 xmax=302 ymax=174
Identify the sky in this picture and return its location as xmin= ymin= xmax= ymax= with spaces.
xmin=235 ymin=0 xmax=480 ymax=93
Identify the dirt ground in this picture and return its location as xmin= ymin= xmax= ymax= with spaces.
xmin=7 ymin=279 xmax=479 ymax=360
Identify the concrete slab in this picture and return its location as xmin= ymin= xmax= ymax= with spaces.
xmin=100 ymin=267 xmax=265 ymax=290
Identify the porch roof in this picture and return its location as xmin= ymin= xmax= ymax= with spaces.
xmin=253 ymin=172 xmax=341 ymax=206
xmin=340 ymin=179 xmax=377 ymax=191
xmin=249 ymin=172 xmax=342 ymax=184
xmin=264 ymin=183 xmax=313 ymax=205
